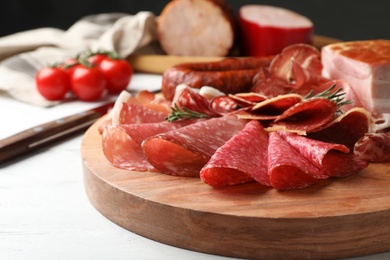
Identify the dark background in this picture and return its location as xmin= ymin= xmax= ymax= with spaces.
xmin=0 ymin=0 xmax=388 ymax=41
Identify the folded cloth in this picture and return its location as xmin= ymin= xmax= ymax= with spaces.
xmin=0 ymin=11 xmax=158 ymax=107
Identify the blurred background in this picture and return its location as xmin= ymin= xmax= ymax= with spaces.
xmin=0 ymin=0 xmax=388 ymax=41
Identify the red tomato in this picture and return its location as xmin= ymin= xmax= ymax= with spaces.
xmin=98 ymin=58 xmax=133 ymax=94
xmin=35 ymin=67 xmax=70 ymax=101
xmin=88 ymin=54 xmax=109 ymax=66
xmin=70 ymin=65 xmax=106 ymax=101
xmin=60 ymin=58 xmax=79 ymax=77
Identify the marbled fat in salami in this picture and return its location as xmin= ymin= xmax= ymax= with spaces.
xmin=267 ymin=132 xmax=323 ymax=190
xmin=142 ymin=115 xmax=248 ymax=177
xmin=102 ymin=125 xmax=156 ymax=172
xmin=200 ymin=120 xmax=270 ymax=188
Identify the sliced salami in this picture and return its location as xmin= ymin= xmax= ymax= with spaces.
xmin=278 ymin=131 xmax=368 ymax=177
xmin=267 ymin=97 xmax=337 ymax=134
xmin=278 ymin=131 xmax=350 ymax=168
xmin=102 ymin=125 xmax=156 ymax=172
xmin=142 ymin=115 xmax=248 ymax=177
xmin=308 ymin=107 xmax=373 ymax=150
xmin=267 ymin=132 xmax=322 ymax=190
xmin=200 ymin=120 xmax=270 ymax=188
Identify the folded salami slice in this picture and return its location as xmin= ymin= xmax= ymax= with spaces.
xmin=278 ymin=131 xmax=350 ymax=167
xmin=102 ymin=125 xmax=156 ymax=172
xmin=278 ymin=131 xmax=368 ymax=177
xmin=200 ymin=120 xmax=270 ymax=188
xmin=267 ymin=97 xmax=337 ymax=134
xmin=308 ymin=107 xmax=373 ymax=150
xmin=268 ymin=132 xmax=323 ymax=190
xmin=142 ymin=116 xmax=247 ymax=177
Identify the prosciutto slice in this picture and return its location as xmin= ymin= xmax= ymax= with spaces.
xmin=118 ymin=103 xmax=168 ymax=125
xmin=200 ymin=120 xmax=270 ymax=188
xmin=102 ymin=125 xmax=156 ymax=172
xmin=354 ymin=132 xmax=390 ymax=162
xmin=142 ymin=115 xmax=247 ymax=177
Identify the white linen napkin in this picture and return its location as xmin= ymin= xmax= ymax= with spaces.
xmin=0 ymin=11 xmax=158 ymax=107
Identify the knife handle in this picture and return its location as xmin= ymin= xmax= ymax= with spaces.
xmin=0 ymin=110 xmax=102 ymax=164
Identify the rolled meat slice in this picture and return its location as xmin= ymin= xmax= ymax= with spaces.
xmin=200 ymin=120 xmax=270 ymax=188
xmin=157 ymin=0 xmax=235 ymax=56
xmin=239 ymin=5 xmax=313 ymax=57
xmin=142 ymin=115 xmax=247 ymax=177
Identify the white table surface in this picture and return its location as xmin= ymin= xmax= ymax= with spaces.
xmin=0 ymin=73 xmax=389 ymax=260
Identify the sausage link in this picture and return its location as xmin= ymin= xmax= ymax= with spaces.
xmin=161 ymin=57 xmax=273 ymax=101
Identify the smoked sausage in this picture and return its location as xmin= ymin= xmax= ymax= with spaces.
xmin=161 ymin=57 xmax=273 ymax=101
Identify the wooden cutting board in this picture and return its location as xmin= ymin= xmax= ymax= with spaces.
xmin=128 ymin=35 xmax=339 ymax=74
xmin=82 ymin=118 xmax=390 ymax=259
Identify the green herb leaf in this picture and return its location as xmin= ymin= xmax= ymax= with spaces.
xmin=165 ymin=104 xmax=211 ymax=122
xmin=304 ymin=84 xmax=352 ymax=113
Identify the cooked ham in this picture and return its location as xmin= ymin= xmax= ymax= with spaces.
xmin=321 ymin=40 xmax=390 ymax=115
xmin=157 ymin=0 xmax=235 ymax=56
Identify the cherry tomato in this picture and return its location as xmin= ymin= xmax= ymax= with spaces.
xmin=98 ymin=58 xmax=133 ymax=94
xmin=60 ymin=58 xmax=79 ymax=77
xmin=88 ymin=54 xmax=109 ymax=66
xmin=35 ymin=67 xmax=70 ymax=101
xmin=70 ymin=65 xmax=106 ymax=101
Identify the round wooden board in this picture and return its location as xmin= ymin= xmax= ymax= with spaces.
xmin=82 ymin=119 xmax=390 ymax=259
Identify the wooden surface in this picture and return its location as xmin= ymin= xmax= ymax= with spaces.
xmin=128 ymin=35 xmax=340 ymax=74
xmin=82 ymin=118 xmax=390 ymax=260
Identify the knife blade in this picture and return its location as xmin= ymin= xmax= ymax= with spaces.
xmin=0 ymin=101 xmax=115 ymax=164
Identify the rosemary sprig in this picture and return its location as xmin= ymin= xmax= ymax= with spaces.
xmin=165 ymin=104 xmax=211 ymax=122
xmin=304 ymin=84 xmax=352 ymax=112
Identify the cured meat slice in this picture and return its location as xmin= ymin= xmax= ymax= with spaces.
xmin=175 ymin=87 xmax=219 ymax=116
xmin=157 ymin=0 xmax=235 ymax=56
xmin=250 ymin=67 xmax=294 ymax=97
xmin=238 ymin=5 xmax=313 ymax=57
xmin=142 ymin=116 xmax=247 ymax=177
xmin=200 ymin=120 xmax=270 ymax=188
xmin=308 ymin=107 xmax=373 ymax=150
xmin=354 ymin=131 xmax=390 ymax=162
xmin=267 ymin=132 xmax=321 ymax=190
xmin=267 ymin=97 xmax=337 ymax=134
xmin=313 ymin=79 xmax=363 ymax=113
xmin=120 ymin=119 xmax=200 ymax=145
xmin=321 ymin=39 xmax=390 ymax=115
xmin=118 ymin=103 xmax=168 ymax=125
xmin=209 ymin=95 xmax=238 ymax=115
xmin=269 ymin=44 xmax=322 ymax=86
xmin=278 ymin=131 xmax=368 ymax=177
xmin=320 ymin=151 xmax=369 ymax=177
xmin=102 ymin=125 xmax=156 ymax=172
xmin=278 ymin=131 xmax=350 ymax=168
